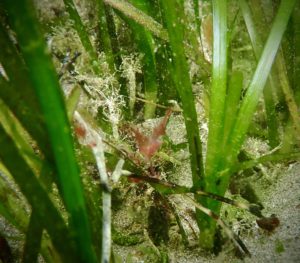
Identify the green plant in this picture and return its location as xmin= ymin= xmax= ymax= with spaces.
xmin=199 ymin=0 xmax=297 ymax=248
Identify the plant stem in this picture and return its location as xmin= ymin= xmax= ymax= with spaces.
xmin=74 ymin=111 xmax=114 ymax=263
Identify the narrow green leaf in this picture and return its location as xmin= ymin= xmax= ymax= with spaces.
xmin=247 ymin=0 xmax=300 ymax=146
xmin=0 ymin=99 xmax=41 ymax=172
xmin=0 ymin=23 xmax=51 ymax=158
xmin=3 ymin=1 xmax=97 ymax=261
xmin=22 ymin=163 xmax=54 ymax=263
xmin=223 ymin=71 xmax=244 ymax=145
xmin=275 ymin=51 xmax=300 ymax=142
xmin=225 ymin=0 xmax=297 ymax=180
xmin=104 ymin=0 xmax=168 ymax=40
xmin=160 ymin=0 xmax=204 ymax=186
xmin=236 ymin=151 xmax=300 ymax=172
xmin=62 ymin=0 xmax=100 ymax=74
xmin=199 ymin=0 xmax=228 ymax=249
xmin=0 ymin=124 xmax=78 ymax=262
xmin=97 ymin=0 xmax=115 ymax=73
xmin=122 ymin=0 xmax=158 ymax=119
xmin=66 ymin=84 xmax=82 ymax=120
xmin=205 ymin=0 xmax=228 ymax=182
xmin=0 ymin=170 xmax=28 ymax=231
xmin=193 ymin=0 xmax=201 ymax=37
xmin=159 ymin=0 xmax=205 ymax=238
xmin=294 ymin=3 xmax=300 ymax=104
xmin=104 ymin=5 xmax=123 ymax=70
xmin=22 ymin=211 xmax=43 ymax=263
xmin=240 ymin=0 xmax=281 ymax=147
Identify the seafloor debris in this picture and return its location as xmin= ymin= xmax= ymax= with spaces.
xmin=256 ymin=214 xmax=280 ymax=232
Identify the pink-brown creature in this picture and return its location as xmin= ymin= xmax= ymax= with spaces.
xmin=131 ymin=109 xmax=172 ymax=162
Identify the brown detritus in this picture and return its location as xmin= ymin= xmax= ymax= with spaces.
xmin=256 ymin=214 xmax=280 ymax=232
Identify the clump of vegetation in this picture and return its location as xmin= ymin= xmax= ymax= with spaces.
xmin=0 ymin=0 xmax=299 ymax=262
